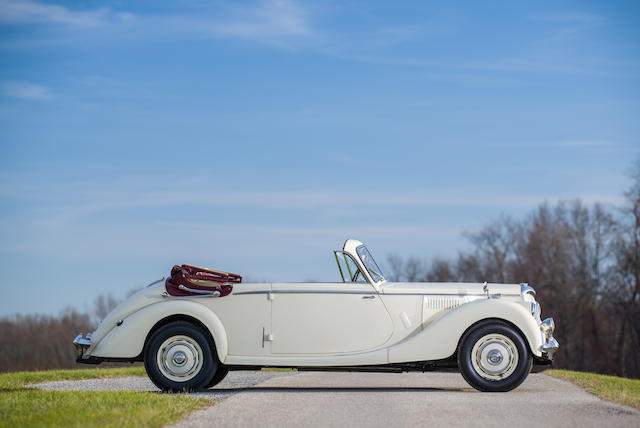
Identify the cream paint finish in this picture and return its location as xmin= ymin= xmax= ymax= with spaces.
xmin=376 ymin=294 xmax=423 ymax=346
xmin=87 ymin=283 xmax=164 ymax=356
xmin=91 ymin=297 xmax=229 ymax=361
xmin=91 ymin=283 xmax=272 ymax=360
xmin=89 ymin=284 xmax=540 ymax=366
xmin=387 ymin=299 xmax=544 ymax=363
xmin=202 ymin=283 xmax=272 ymax=356
xmin=223 ymin=348 xmax=388 ymax=366
xmin=84 ymin=239 xmax=546 ymax=369
xmin=271 ymin=283 xmax=393 ymax=354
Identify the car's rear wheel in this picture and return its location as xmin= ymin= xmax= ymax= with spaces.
xmin=144 ymin=321 xmax=216 ymax=392
xmin=457 ymin=321 xmax=532 ymax=392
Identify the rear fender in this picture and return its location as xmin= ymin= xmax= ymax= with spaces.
xmin=90 ymin=300 xmax=228 ymax=362
xmin=387 ymin=299 xmax=542 ymax=363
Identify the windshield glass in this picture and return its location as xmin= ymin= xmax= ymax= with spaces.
xmin=334 ymin=251 xmax=367 ymax=283
xmin=356 ymin=245 xmax=385 ymax=282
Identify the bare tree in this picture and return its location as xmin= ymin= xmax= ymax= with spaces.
xmin=607 ymin=160 xmax=640 ymax=376
xmin=0 ymin=309 xmax=92 ymax=372
xmin=385 ymin=254 xmax=427 ymax=282
xmin=93 ymin=293 xmax=120 ymax=325
xmin=425 ymin=258 xmax=456 ymax=282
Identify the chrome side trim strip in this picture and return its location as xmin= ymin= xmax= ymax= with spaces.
xmin=233 ymin=290 xmax=377 ymax=296
xmin=232 ymin=290 xmax=520 ymax=297
xmin=383 ymin=292 xmax=519 ymax=297
xmin=162 ymin=291 xmax=220 ymax=299
xmin=178 ymin=284 xmax=221 ymax=296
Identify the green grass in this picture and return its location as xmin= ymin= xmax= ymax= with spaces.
xmin=0 ymin=367 xmax=212 ymax=428
xmin=546 ymin=369 xmax=640 ymax=410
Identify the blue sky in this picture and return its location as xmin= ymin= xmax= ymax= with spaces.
xmin=0 ymin=0 xmax=638 ymax=316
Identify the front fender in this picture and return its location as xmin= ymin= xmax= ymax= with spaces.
xmin=387 ymin=299 xmax=542 ymax=363
xmin=90 ymin=300 xmax=228 ymax=362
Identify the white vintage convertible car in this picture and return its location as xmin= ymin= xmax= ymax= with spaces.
xmin=74 ymin=239 xmax=558 ymax=392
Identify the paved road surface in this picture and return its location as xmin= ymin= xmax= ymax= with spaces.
xmin=33 ymin=371 xmax=640 ymax=427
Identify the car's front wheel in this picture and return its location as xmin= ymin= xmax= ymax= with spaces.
xmin=457 ymin=321 xmax=532 ymax=392
xmin=144 ymin=321 xmax=217 ymax=392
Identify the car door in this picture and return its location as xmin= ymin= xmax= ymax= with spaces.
xmin=270 ymin=281 xmax=393 ymax=354
xmin=203 ymin=282 xmax=273 ymax=356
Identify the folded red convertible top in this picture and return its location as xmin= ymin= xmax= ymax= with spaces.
xmin=165 ymin=264 xmax=242 ymax=297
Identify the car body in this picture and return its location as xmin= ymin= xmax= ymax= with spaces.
xmin=74 ymin=239 xmax=559 ymax=392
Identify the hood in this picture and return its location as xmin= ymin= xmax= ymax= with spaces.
xmin=381 ymin=282 xmax=522 ymax=297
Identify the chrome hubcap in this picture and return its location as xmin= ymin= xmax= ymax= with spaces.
xmin=157 ymin=335 xmax=203 ymax=382
xmin=172 ymin=352 xmax=187 ymax=366
xmin=487 ymin=349 xmax=503 ymax=365
xmin=471 ymin=333 xmax=518 ymax=381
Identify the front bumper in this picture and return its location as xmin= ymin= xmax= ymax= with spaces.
xmin=540 ymin=318 xmax=559 ymax=360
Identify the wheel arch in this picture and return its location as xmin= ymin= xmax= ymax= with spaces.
xmin=90 ymin=300 xmax=229 ymax=363
xmin=387 ymin=299 xmax=543 ymax=363
xmin=455 ymin=317 xmax=532 ymax=358
xmin=144 ymin=314 xmax=221 ymax=362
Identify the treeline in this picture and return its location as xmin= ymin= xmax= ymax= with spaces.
xmin=387 ymin=163 xmax=640 ymax=378
xmin=0 ymin=296 xmax=127 ymax=373
xmin=0 ymin=310 xmax=94 ymax=372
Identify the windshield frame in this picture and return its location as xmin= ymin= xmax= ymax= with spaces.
xmin=334 ymin=251 xmax=368 ymax=283
xmin=355 ymin=245 xmax=386 ymax=283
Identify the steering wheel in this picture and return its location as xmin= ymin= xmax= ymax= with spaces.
xmin=351 ymin=269 xmax=361 ymax=282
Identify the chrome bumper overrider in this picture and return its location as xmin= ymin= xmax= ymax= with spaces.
xmin=73 ymin=333 xmax=92 ymax=360
xmin=540 ymin=317 xmax=559 ymax=360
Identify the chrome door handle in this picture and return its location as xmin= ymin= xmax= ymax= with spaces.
xmin=362 ymin=295 xmax=376 ymax=299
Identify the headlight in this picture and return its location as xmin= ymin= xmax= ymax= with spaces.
xmin=521 ymin=283 xmax=536 ymax=302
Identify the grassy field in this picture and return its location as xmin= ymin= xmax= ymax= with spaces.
xmin=547 ymin=369 xmax=640 ymax=411
xmin=0 ymin=367 xmax=212 ymax=428
xmin=2 ymin=366 xmax=638 ymax=426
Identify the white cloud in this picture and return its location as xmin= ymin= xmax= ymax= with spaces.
xmin=0 ymin=0 xmax=310 ymax=47
xmin=2 ymin=81 xmax=51 ymax=100
xmin=0 ymin=0 xmax=132 ymax=27
xmin=211 ymin=0 xmax=312 ymax=43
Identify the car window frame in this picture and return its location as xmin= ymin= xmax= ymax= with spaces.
xmin=355 ymin=245 xmax=385 ymax=284
xmin=333 ymin=251 xmax=368 ymax=284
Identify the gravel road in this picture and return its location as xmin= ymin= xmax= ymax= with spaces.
xmin=31 ymin=371 xmax=640 ymax=428
xmin=30 ymin=371 xmax=288 ymax=403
